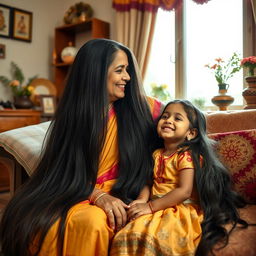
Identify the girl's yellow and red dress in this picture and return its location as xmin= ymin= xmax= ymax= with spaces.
xmin=110 ymin=148 xmax=203 ymax=256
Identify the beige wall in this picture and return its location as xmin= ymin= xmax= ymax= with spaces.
xmin=0 ymin=0 xmax=115 ymax=101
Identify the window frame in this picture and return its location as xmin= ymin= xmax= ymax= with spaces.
xmin=174 ymin=0 xmax=256 ymax=105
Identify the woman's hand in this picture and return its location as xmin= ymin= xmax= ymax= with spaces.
xmin=127 ymin=202 xmax=152 ymax=221
xmin=95 ymin=194 xmax=129 ymax=232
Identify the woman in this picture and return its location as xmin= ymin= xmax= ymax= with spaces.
xmin=0 ymin=39 xmax=163 ymax=256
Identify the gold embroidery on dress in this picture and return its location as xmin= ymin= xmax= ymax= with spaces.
xmin=157 ymin=228 xmax=169 ymax=240
xmin=178 ymin=236 xmax=188 ymax=248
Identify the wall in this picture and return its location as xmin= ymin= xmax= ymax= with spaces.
xmin=0 ymin=0 xmax=115 ymax=101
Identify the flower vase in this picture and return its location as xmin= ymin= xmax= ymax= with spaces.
xmin=14 ymin=95 xmax=34 ymax=109
xmin=242 ymin=76 xmax=256 ymax=109
xmin=211 ymin=83 xmax=234 ymax=111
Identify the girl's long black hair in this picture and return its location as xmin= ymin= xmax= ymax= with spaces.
xmin=162 ymin=100 xmax=249 ymax=256
xmin=0 ymin=39 xmax=158 ymax=256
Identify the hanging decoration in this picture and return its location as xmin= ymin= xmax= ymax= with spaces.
xmin=112 ymin=0 xmax=211 ymax=12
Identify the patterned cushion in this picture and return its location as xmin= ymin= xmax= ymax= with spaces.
xmin=0 ymin=121 xmax=51 ymax=176
xmin=209 ymin=129 xmax=256 ymax=204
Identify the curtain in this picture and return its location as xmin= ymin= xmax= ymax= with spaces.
xmin=112 ymin=0 xmax=211 ymax=78
xmin=252 ymin=0 xmax=256 ymax=23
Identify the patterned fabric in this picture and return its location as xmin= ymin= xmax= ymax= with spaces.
xmin=112 ymin=0 xmax=210 ymax=12
xmin=209 ymin=129 xmax=256 ymax=204
xmin=110 ymin=149 xmax=203 ymax=256
xmin=0 ymin=121 xmax=51 ymax=175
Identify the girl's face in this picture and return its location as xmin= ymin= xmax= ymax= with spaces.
xmin=157 ymin=103 xmax=196 ymax=144
xmin=107 ymin=50 xmax=130 ymax=103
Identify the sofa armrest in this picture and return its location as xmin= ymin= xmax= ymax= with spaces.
xmin=0 ymin=121 xmax=51 ymax=177
xmin=206 ymin=109 xmax=256 ymax=134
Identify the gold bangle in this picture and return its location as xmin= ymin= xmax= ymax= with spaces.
xmin=148 ymin=201 xmax=154 ymax=213
xmin=93 ymin=192 xmax=107 ymax=204
xmin=89 ymin=190 xmax=103 ymax=202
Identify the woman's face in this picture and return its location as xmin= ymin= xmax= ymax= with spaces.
xmin=107 ymin=50 xmax=130 ymax=103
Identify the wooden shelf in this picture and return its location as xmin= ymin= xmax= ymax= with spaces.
xmin=53 ymin=62 xmax=73 ymax=67
xmin=53 ymin=18 xmax=110 ymax=98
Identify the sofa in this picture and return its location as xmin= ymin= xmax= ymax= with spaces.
xmin=0 ymin=109 xmax=255 ymax=255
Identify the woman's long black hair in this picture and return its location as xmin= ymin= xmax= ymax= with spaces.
xmin=162 ymin=100 xmax=249 ymax=256
xmin=0 ymin=39 xmax=158 ymax=256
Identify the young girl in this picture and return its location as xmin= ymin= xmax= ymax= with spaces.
xmin=110 ymin=99 xmax=248 ymax=256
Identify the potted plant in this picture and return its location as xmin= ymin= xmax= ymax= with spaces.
xmin=0 ymin=62 xmax=37 ymax=108
xmin=240 ymin=56 xmax=256 ymax=109
xmin=205 ymin=53 xmax=241 ymax=110
xmin=205 ymin=52 xmax=241 ymax=94
xmin=240 ymin=56 xmax=256 ymax=77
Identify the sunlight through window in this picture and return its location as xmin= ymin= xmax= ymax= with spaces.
xmin=145 ymin=0 xmax=243 ymax=109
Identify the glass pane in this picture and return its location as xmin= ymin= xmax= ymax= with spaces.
xmin=144 ymin=8 xmax=175 ymax=103
xmin=184 ymin=0 xmax=243 ymax=107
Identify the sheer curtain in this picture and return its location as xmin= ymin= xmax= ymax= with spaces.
xmin=112 ymin=0 xmax=179 ymax=78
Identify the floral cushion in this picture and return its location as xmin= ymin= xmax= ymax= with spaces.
xmin=209 ymin=129 xmax=256 ymax=204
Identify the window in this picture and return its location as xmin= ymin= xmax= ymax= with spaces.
xmin=144 ymin=0 xmax=252 ymax=110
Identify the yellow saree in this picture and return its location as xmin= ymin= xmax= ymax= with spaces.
xmin=34 ymin=97 xmax=162 ymax=256
xmin=110 ymin=149 xmax=204 ymax=256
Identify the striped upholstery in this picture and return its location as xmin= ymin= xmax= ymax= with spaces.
xmin=0 ymin=121 xmax=51 ymax=176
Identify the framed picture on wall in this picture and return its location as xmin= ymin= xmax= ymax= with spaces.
xmin=40 ymin=95 xmax=56 ymax=117
xmin=0 ymin=4 xmax=12 ymax=38
xmin=12 ymin=8 xmax=32 ymax=42
xmin=0 ymin=44 xmax=6 ymax=59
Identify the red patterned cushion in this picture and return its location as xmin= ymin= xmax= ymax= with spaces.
xmin=209 ymin=129 xmax=256 ymax=204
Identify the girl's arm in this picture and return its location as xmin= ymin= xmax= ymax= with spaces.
xmin=150 ymin=168 xmax=194 ymax=212
xmin=127 ymin=168 xmax=194 ymax=220
xmin=137 ymin=185 xmax=151 ymax=202
xmin=129 ymin=185 xmax=151 ymax=207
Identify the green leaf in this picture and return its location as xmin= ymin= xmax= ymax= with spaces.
xmin=11 ymin=62 xmax=25 ymax=84
xmin=0 ymin=76 xmax=11 ymax=86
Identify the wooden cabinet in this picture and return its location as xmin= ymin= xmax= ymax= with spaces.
xmin=0 ymin=109 xmax=41 ymax=191
xmin=0 ymin=109 xmax=41 ymax=133
xmin=53 ymin=18 xmax=110 ymax=98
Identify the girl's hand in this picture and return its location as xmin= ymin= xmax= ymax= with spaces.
xmin=129 ymin=198 xmax=148 ymax=207
xmin=127 ymin=202 xmax=152 ymax=221
xmin=95 ymin=194 xmax=129 ymax=232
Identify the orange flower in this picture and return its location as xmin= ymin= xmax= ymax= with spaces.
xmin=215 ymin=58 xmax=223 ymax=63
xmin=205 ymin=52 xmax=241 ymax=84
xmin=10 ymin=80 xmax=20 ymax=86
